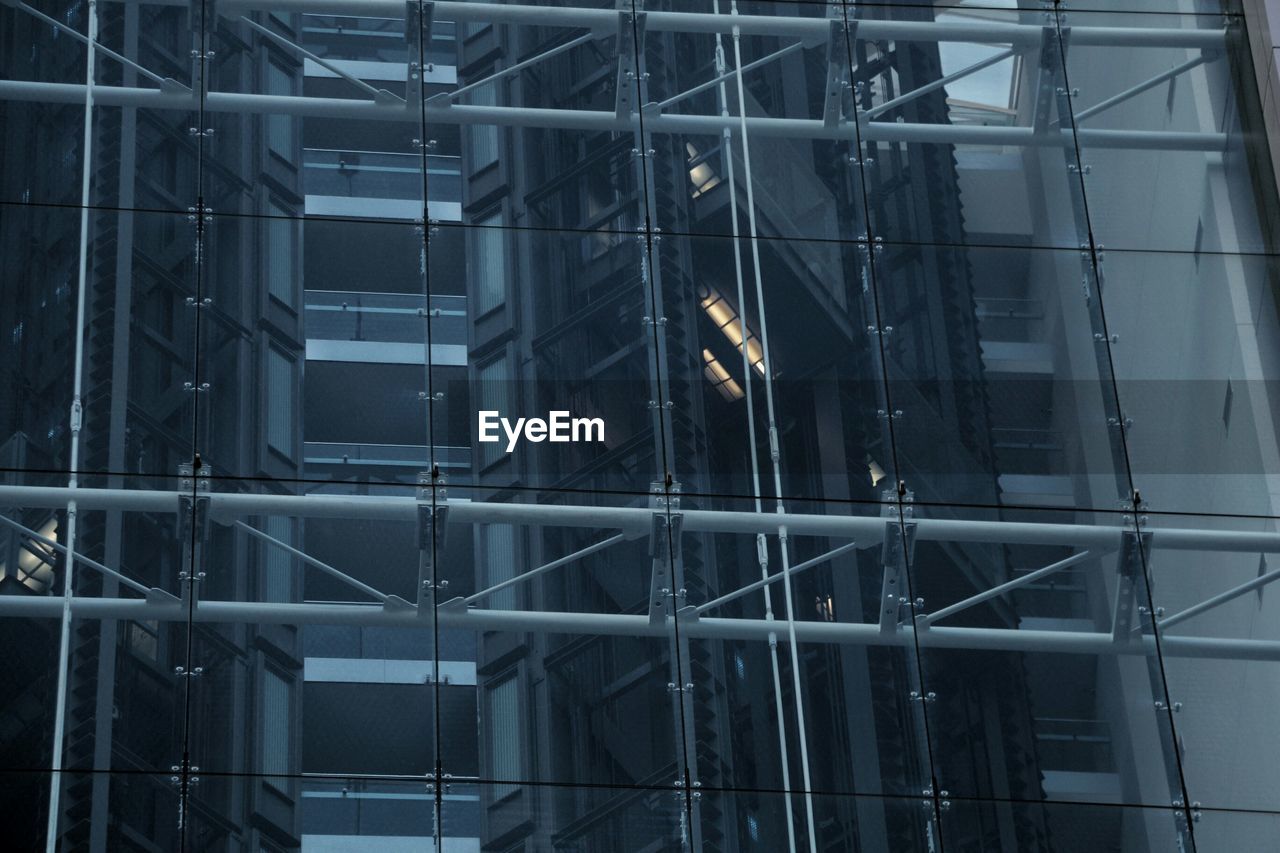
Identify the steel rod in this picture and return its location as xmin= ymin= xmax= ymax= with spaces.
xmin=104 ymin=0 xmax=1226 ymax=50
xmin=1157 ymin=565 xmax=1280 ymax=631
xmin=924 ymin=550 xmax=1097 ymax=626
xmin=862 ymin=46 xmax=1017 ymax=120
xmin=448 ymin=32 xmax=595 ymax=102
xmin=462 ymin=532 xmax=627 ymax=605
xmin=11 ymin=0 xmax=172 ymax=88
xmin=656 ymin=42 xmax=803 ymax=112
xmin=4 ymin=486 xmax=1280 ymax=553
xmin=3 ymin=594 xmax=1279 ymax=660
xmin=234 ymin=520 xmax=389 ymax=603
xmin=0 ymin=80 xmax=1233 ymax=151
xmin=239 ymin=15 xmax=392 ymax=102
xmin=0 ymin=514 xmax=151 ymax=596
xmin=1074 ymin=52 xmax=1215 ymax=123
xmin=696 ymin=541 xmax=860 ymax=614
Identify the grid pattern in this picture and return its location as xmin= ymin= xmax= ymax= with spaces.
xmin=3 ymin=0 xmax=1280 ymax=851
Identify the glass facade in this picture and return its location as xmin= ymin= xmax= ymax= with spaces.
xmin=3 ymin=0 xmax=1280 ymax=850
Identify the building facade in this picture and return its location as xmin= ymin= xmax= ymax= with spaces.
xmin=4 ymin=0 xmax=1280 ymax=850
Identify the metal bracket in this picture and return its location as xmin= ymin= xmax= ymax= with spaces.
xmin=615 ymin=9 xmax=645 ymax=120
xmin=878 ymin=519 xmax=917 ymax=634
xmin=407 ymin=1 xmax=432 ymax=105
xmin=1111 ymin=530 xmax=1148 ymax=643
xmin=383 ymin=594 xmax=416 ymax=613
xmin=1032 ymin=25 xmax=1061 ymax=136
xmin=416 ymin=472 xmax=449 ymax=609
xmin=647 ymin=482 xmax=684 ymax=625
xmin=648 ymin=512 xmax=673 ymax=625
xmin=146 ymin=587 xmax=181 ymax=605
xmin=822 ymin=19 xmax=848 ymax=129
xmin=177 ymin=463 xmax=210 ymax=607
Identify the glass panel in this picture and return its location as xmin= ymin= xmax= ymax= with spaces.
xmin=909 ymin=502 xmax=1184 ymax=809
xmin=202 ymin=12 xmax=426 ymax=223
xmin=853 ymin=3 xmax=1089 ymax=250
xmin=261 ymin=667 xmax=292 ymax=777
xmin=1066 ymin=9 xmax=1271 ymax=254
xmin=850 ymin=2 xmax=1241 ymax=13
xmin=873 ymin=242 xmax=1132 ymax=512
xmin=940 ymin=797 xmax=1194 ymax=852
xmin=482 ymin=521 xmax=516 ymax=610
xmin=698 ymin=786 xmax=932 ymax=852
xmin=428 ymin=223 xmax=664 ymax=494
xmin=676 ymin=493 xmax=930 ymax=799
xmin=1195 ymin=807 xmax=1280 ymax=853
xmin=266 ymin=345 xmax=297 ymax=458
xmin=0 ymin=472 xmax=193 ymax=774
xmin=654 ymin=232 xmax=894 ymax=501
xmin=435 ymin=484 xmax=687 ymax=789
xmin=438 ymin=0 xmax=645 ymax=234
xmin=640 ymin=0 xmax=867 ymax=243
xmin=196 ymin=214 xmax=430 ymax=483
xmin=1096 ymin=249 xmax=1280 ymax=517
xmin=486 ymin=675 xmax=520 ymax=797
xmin=0 ymin=204 xmax=198 ymax=478
xmin=469 ymin=217 xmax=505 ymax=315
xmin=0 ymin=770 xmax=184 ymax=850
xmin=0 ymin=0 xmax=199 ymax=211
xmin=1143 ymin=509 xmax=1280 ymax=813
xmin=447 ymin=781 xmax=685 ymax=852
xmin=184 ymin=477 xmax=437 ymax=781
xmin=266 ymin=208 xmax=299 ymax=307
xmin=186 ymin=773 xmax=436 ymax=852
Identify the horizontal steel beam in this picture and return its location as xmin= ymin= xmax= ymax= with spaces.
xmin=0 ymin=593 xmax=1274 ymax=661
xmin=0 ymin=485 xmax=1277 ymax=552
xmin=109 ymin=0 xmax=1227 ymax=50
xmin=0 ymin=81 xmax=1231 ymax=152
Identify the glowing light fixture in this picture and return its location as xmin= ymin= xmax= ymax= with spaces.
xmin=700 ymin=288 xmax=766 ymax=377
xmin=702 ymin=349 xmax=745 ymax=401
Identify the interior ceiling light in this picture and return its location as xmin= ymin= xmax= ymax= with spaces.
xmin=700 ymin=288 xmax=766 ymax=377
xmin=702 ymin=348 xmax=745 ymax=402
xmin=686 ymin=142 xmax=722 ymax=199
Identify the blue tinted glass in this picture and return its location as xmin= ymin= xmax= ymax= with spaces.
xmin=4 ymin=0 xmax=1280 ymax=847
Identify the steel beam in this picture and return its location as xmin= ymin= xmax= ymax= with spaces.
xmin=106 ymin=0 xmax=1227 ymax=51
xmin=2 ymin=485 xmax=1280 ymax=553
xmin=924 ymin=550 xmax=1098 ymax=626
xmin=0 ymin=594 xmax=1278 ymax=661
xmin=0 ymin=80 xmax=1232 ymax=151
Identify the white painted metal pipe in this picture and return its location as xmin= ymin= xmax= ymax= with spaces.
xmin=2 ymin=486 xmax=1278 ymax=553
xmin=46 ymin=1 xmax=98 ymax=844
xmin=0 ymin=81 xmax=1233 ymax=151
xmin=106 ymin=0 xmax=1227 ymax=50
xmin=2 ymin=594 xmax=1277 ymax=660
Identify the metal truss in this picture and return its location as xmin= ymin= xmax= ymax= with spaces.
xmin=3 ymin=483 xmax=1279 ymax=663
xmin=0 ymin=0 xmax=1234 ymax=153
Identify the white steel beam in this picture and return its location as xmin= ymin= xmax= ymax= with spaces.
xmin=0 ymin=80 xmax=1232 ymax=151
xmin=0 ymin=485 xmax=1277 ymax=553
xmin=0 ymin=594 xmax=1277 ymax=661
xmin=107 ymin=0 xmax=1227 ymax=51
